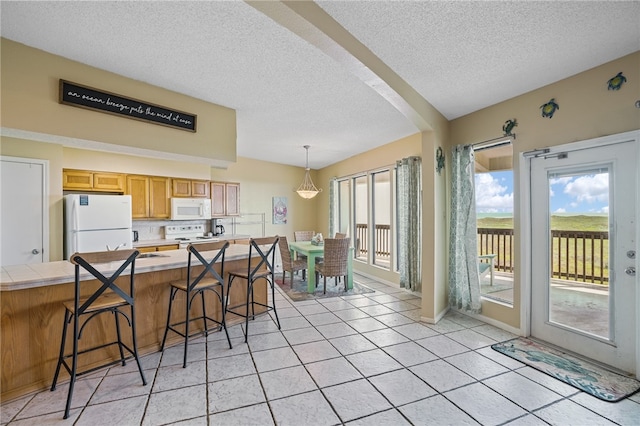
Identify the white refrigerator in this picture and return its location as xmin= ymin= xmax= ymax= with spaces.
xmin=64 ymin=194 xmax=133 ymax=259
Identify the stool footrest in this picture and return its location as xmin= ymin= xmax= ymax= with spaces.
xmin=166 ymin=315 xmax=225 ymax=340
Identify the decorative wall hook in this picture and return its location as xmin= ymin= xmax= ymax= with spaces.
xmin=540 ymin=98 xmax=559 ymax=119
xmin=607 ymin=72 xmax=626 ymax=91
xmin=502 ymin=119 xmax=517 ymax=136
xmin=436 ymin=147 xmax=445 ymax=175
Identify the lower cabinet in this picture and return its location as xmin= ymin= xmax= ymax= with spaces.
xmin=138 ymin=244 xmax=179 ymax=253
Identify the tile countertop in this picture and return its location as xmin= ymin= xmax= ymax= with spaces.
xmin=133 ymin=234 xmax=251 ymax=248
xmin=1 ymin=243 xmax=253 ymax=292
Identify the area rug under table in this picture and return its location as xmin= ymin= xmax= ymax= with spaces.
xmin=275 ymin=273 xmax=374 ymax=301
xmin=492 ymin=337 xmax=640 ymax=402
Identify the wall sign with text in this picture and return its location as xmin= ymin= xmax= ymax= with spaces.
xmin=59 ymin=80 xmax=197 ymax=132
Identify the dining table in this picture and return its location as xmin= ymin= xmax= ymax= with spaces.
xmin=288 ymin=241 xmax=354 ymax=293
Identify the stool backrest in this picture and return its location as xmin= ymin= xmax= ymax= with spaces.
xmin=247 ymin=236 xmax=279 ymax=278
xmin=69 ymin=249 xmax=139 ymax=313
xmin=186 ymin=241 xmax=230 ymax=290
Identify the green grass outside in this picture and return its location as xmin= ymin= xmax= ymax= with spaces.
xmin=477 ymin=214 xmax=608 ymax=231
xmin=477 ymin=214 xmax=609 ymax=284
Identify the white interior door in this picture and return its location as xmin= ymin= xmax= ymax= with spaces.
xmin=529 ymin=134 xmax=638 ymax=374
xmin=1 ymin=156 xmax=49 ymax=266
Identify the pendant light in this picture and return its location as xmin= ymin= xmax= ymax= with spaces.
xmin=296 ymin=145 xmax=322 ymax=199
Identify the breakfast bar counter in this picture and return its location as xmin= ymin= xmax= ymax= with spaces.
xmin=1 ymin=244 xmax=265 ymax=402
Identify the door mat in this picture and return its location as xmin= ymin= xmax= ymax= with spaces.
xmin=275 ymin=273 xmax=374 ymax=302
xmin=492 ymin=337 xmax=640 ymax=402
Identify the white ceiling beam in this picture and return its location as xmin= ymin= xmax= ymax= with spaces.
xmin=247 ymin=0 xmax=439 ymax=131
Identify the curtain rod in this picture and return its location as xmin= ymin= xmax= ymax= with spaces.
xmin=472 ymin=134 xmax=515 ymax=152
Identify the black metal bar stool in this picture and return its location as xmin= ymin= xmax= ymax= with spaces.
xmin=161 ymin=241 xmax=232 ymax=367
xmin=51 ymin=249 xmax=147 ymax=419
xmin=225 ymin=236 xmax=280 ymax=342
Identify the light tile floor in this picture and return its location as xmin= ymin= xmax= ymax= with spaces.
xmin=2 ymin=273 xmax=640 ymax=425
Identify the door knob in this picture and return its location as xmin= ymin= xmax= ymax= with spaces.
xmin=625 ymin=266 xmax=636 ymax=276
xmin=627 ymin=250 xmax=636 ymax=259
xmin=32 ymin=249 xmax=40 ymax=255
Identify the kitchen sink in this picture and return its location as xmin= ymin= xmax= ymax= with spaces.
xmin=137 ymin=253 xmax=170 ymax=259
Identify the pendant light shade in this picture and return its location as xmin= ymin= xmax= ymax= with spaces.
xmin=296 ymin=145 xmax=322 ymax=199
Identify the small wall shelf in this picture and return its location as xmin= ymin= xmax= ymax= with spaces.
xmin=217 ymin=213 xmax=266 ymax=237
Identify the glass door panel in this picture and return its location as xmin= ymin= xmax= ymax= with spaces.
xmin=547 ymin=169 xmax=610 ymax=338
xmin=372 ymin=170 xmax=391 ymax=269
xmin=353 ymin=175 xmax=368 ymax=262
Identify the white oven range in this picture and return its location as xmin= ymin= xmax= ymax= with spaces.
xmin=164 ymin=225 xmax=219 ymax=247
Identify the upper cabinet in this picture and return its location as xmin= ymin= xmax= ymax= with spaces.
xmin=211 ymin=181 xmax=240 ymax=216
xmin=172 ymin=179 xmax=210 ymax=198
xmin=225 ymin=182 xmax=240 ymax=216
xmin=126 ymin=175 xmax=149 ymax=218
xmin=126 ymin=175 xmax=171 ymax=219
xmin=63 ymin=169 xmax=234 ymax=219
xmin=63 ymin=169 xmax=125 ymax=192
xmin=149 ymin=177 xmax=172 ymax=218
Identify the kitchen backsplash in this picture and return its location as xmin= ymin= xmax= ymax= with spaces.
xmin=132 ymin=219 xmax=211 ymax=241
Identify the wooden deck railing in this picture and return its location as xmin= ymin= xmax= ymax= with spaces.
xmin=354 ymin=224 xmax=609 ymax=285
xmin=355 ymin=223 xmax=390 ymax=258
xmin=550 ymin=230 xmax=609 ymax=284
xmin=478 ymin=228 xmax=515 ymax=273
xmin=477 ymin=228 xmax=609 ymax=284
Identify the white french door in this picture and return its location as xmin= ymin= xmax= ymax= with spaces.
xmin=529 ymin=133 xmax=638 ymax=374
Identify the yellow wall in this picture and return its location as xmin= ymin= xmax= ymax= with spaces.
xmin=449 ymin=51 xmax=640 ymax=329
xmin=1 ymin=38 xmax=236 ymax=164
xmin=63 ymin=147 xmax=213 ymax=180
xmin=213 ymin=157 xmax=319 ymax=240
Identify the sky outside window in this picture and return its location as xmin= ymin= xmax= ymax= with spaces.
xmin=549 ymin=172 xmax=609 ymax=214
xmin=475 ymin=170 xmax=513 ymax=214
xmin=475 ymin=170 xmax=609 ymax=215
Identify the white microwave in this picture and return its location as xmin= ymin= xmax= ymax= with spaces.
xmin=170 ymin=198 xmax=212 ymax=220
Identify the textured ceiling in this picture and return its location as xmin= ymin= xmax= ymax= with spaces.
xmin=1 ymin=1 xmax=639 ymax=169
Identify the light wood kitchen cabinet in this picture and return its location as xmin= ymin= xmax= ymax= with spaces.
xmin=63 ymin=169 xmax=125 ymax=192
xmin=191 ymin=180 xmax=210 ymax=198
xmin=149 ymin=176 xmax=171 ymax=218
xmin=126 ymin=175 xmax=150 ymax=218
xmin=211 ymin=181 xmax=240 ymax=216
xmin=211 ymin=182 xmax=226 ymax=216
xmin=225 ymin=182 xmax=240 ymax=216
xmin=126 ymin=175 xmax=171 ymax=219
xmin=172 ymin=179 xmax=191 ymax=197
xmin=172 ymin=179 xmax=210 ymax=198
xmin=137 ymin=244 xmax=179 ymax=253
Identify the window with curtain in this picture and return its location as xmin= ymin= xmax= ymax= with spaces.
xmin=331 ymin=159 xmax=421 ymax=291
xmin=334 ymin=167 xmax=396 ymax=272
